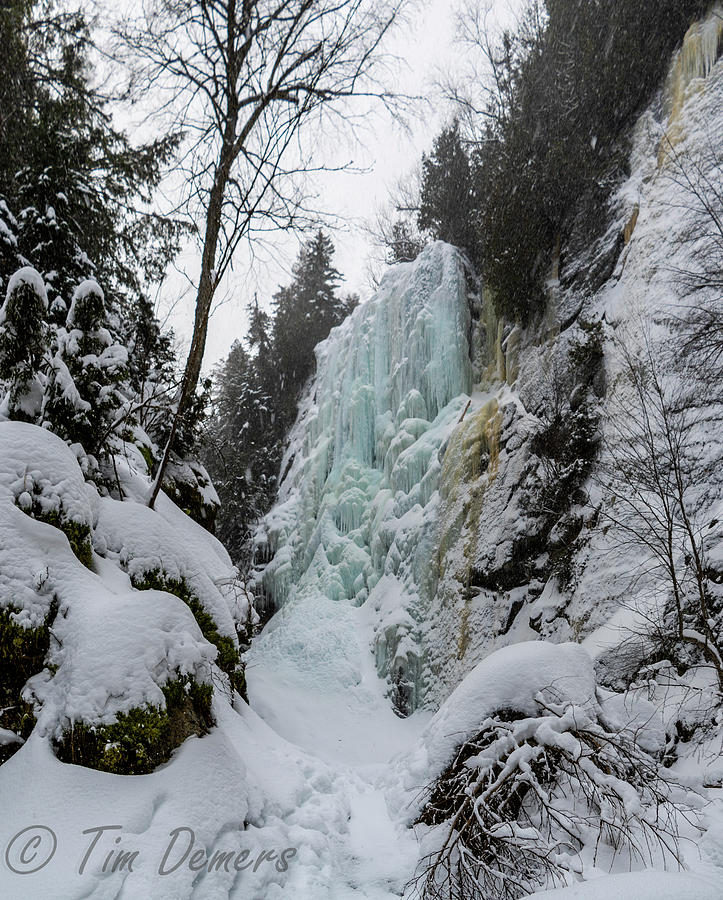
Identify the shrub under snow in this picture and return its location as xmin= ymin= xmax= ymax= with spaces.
xmin=406 ymin=643 xmax=701 ymax=900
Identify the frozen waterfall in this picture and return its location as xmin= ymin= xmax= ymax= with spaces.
xmin=254 ymin=242 xmax=475 ymax=715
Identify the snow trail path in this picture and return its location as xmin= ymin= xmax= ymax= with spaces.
xmin=243 ymin=597 xmax=432 ymax=899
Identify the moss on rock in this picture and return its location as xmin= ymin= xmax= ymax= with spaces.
xmin=16 ymin=491 xmax=93 ymax=569
xmin=131 ymin=569 xmax=247 ymax=701
xmin=160 ymin=459 xmax=219 ymax=533
xmin=137 ymin=442 xmax=155 ymax=474
xmin=55 ymin=675 xmax=213 ymax=774
xmin=38 ymin=511 xmax=93 ymax=568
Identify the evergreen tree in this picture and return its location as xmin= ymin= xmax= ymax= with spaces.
xmin=0 ymin=0 xmax=185 ymax=337
xmin=0 ymin=0 xmax=197 ymax=456
xmin=273 ymin=230 xmax=354 ymax=404
xmin=42 ymin=279 xmax=128 ymax=454
xmin=387 ymin=220 xmax=425 ymax=264
xmin=247 ymin=294 xmax=273 ymax=355
xmin=0 ymin=267 xmax=49 ymax=421
xmin=418 ymin=121 xmax=477 ymax=252
xmin=205 ymin=341 xmax=282 ymax=562
xmin=16 ymin=168 xmax=94 ymax=324
xmin=0 ymin=199 xmax=21 ymax=280
xmin=121 ymin=293 xmax=178 ymax=446
xmin=465 ymin=0 xmax=708 ymax=321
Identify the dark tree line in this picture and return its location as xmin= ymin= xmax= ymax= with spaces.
xmin=413 ymin=0 xmax=709 ymax=321
xmin=0 ymin=0 xmax=215 ymax=508
xmin=205 ymin=230 xmax=357 ymax=563
xmin=0 ymin=0 xmax=185 ymax=326
xmin=0 ymin=0 xmax=186 ymax=435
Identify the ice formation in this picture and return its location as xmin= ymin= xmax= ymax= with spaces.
xmin=257 ymin=241 xmax=476 ymax=711
xmin=670 ymin=2 xmax=723 ymax=97
xmin=663 ymin=3 xmax=723 ymax=148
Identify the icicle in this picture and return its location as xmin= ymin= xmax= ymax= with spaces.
xmin=661 ymin=4 xmax=723 ymax=156
xmin=678 ymin=7 xmax=723 ymax=85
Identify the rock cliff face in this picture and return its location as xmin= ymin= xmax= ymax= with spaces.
xmin=256 ymin=6 xmax=723 ymax=715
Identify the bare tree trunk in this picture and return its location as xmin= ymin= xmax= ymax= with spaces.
xmin=149 ymin=158 xmax=232 ymax=506
xmin=121 ymin=0 xmax=405 ymax=508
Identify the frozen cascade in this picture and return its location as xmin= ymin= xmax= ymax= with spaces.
xmin=255 ymin=242 xmax=475 ymax=713
xmin=674 ymin=3 xmax=723 ymax=89
xmin=663 ymin=3 xmax=723 ymax=150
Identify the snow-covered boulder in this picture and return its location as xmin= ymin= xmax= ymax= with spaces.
xmin=30 ymin=586 xmax=216 ymax=742
xmin=0 ymin=420 xmax=94 ymax=565
xmin=403 ymin=641 xmax=597 ymax=780
xmin=95 ymin=495 xmax=237 ymax=640
xmin=0 ymin=421 xmax=92 ymax=524
xmin=0 ymin=422 xmax=235 ymax=772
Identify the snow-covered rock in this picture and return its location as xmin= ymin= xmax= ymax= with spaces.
xmin=96 ymin=494 xmax=239 ymax=640
xmin=0 ymin=420 xmax=93 ymax=531
xmin=404 ymin=641 xmax=597 ymax=779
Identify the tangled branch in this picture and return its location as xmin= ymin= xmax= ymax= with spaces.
xmin=410 ymin=695 xmax=699 ymax=900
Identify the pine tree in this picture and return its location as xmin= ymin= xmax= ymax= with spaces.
xmin=418 ymin=121 xmax=476 ymax=252
xmin=0 ymin=0 xmax=185 ymax=329
xmin=42 ymin=279 xmax=128 ymax=454
xmin=0 ymin=266 xmax=49 ymax=421
xmin=205 ymin=340 xmax=282 ymax=562
xmin=272 ymin=230 xmax=352 ymax=403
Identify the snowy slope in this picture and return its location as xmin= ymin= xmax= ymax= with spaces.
xmin=2 ymin=7 xmax=723 ymax=900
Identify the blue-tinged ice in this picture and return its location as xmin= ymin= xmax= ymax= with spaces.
xmin=256 ymin=242 xmax=473 ymax=713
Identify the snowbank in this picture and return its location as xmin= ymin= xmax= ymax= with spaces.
xmin=529 ymin=870 xmax=723 ymax=899
xmin=0 ymin=422 xmax=232 ymax=744
xmin=402 ymin=641 xmax=597 ymax=781
xmin=0 ymin=420 xmax=93 ymax=530
xmin=96 ymin=495 xmax=239 ymax=640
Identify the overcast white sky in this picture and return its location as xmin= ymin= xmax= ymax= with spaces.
xmin=155 ymin=0 xmax=520 ymax=370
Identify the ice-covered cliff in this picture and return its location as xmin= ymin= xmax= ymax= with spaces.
xmin=254 ymin=241 xmax=477 ymax=714
xmin=255 ymin=3 xmax=723 ymax=721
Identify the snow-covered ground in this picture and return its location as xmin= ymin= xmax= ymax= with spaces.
xmin=3 ymin=8 xmax=723 ymax=900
